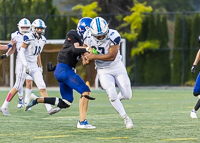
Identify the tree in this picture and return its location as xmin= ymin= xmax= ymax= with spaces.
xmin=171 ymin=14 xmax=183 ymax=85
xmin=0 ymin=0 xmax=60 ymax=40
xmin=184 ymin=16 xmax=192 ymax=83
xmin=72 ymin=2 xmax=101 ymax=24
xmin=189 ymin=14 xmax=200 ymax=81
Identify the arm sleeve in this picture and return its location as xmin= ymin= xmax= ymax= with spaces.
xmin=71 ymin=44 xmax=87 ymax=54
xmin=67 ymin=33 xmax=87 ymax=54
xmin=19 ymin=47 xmax=27 ymax=66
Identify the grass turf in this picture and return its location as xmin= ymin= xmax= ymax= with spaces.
xmin=0 ymin=88 xmax=199 ymax=143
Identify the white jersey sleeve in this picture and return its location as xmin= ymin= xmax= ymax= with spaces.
xmin=83 ymin=29 xmax=92 ymax=46
xmin=23 ymin=33 xmax=35 ymax=45
xmin=109 ymin=29 xmax=121 ymax=46
xmin=11 ymin=31 xmax=24 ymax=59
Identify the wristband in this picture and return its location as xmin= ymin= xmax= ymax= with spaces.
xmin=91 ymin=48 xmax=98 ymax=55
xmin=7 ymin=44 xmax=12 ymax=49
xmin=86 ymin=46 xmax=90 ymax=51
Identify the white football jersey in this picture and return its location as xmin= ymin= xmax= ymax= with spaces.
xmin=84 ymin=29 xmax=122 ymax=69
xmin=23 ymin=32 xmax=46 ymax=63
xmin=11 ymin=31 xmax=24 ymax=60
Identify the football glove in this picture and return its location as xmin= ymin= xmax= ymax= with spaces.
xmin=191 ymin=65 xmax=197 ymax=74
xmin=47 ymin=62 xmax=56 ymax=72
xmin=39 ymin=66 xmax=43 ymax=73
xmin=0 ymin=54 xmax=7 ymax=60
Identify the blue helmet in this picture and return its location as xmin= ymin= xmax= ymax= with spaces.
xmin=77 ymin=17 xmax=92 ymax=34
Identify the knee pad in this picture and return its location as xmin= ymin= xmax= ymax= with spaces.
xmin=106 ymin=87 xmax=118 ymax=102
xmin=193 ymin=92 xmax=200 ymax=97
xmin=80 ymin=95 xmax=95 ymax=100
xmin=14 ymin=83 xmax=23 ymax=91
xmin=123 ymin=88 xmax=132 ymax=100
xmin=57 ymin=98 xmax=71 ymax=108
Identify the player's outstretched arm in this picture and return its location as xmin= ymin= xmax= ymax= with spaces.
xmin=81 ymin=53 xmax=90 ymax=65
xmin=191 ymin=49 xmax=200 ymax=73
xmin=86 ymin=44 xmax=119 ymax=61
xmin=0 ymin=39 xmax=16 ymax=59
xmin=37 ymin=54 xmax=43 ymax=73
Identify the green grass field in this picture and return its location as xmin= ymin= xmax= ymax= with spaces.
xmin=0 ymin=88 xmax=199 ymax=143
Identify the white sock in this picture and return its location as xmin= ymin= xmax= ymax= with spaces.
xmin=110 ymin=98 xmax=127 ymax=118
xmin=24 ymin=88 xmax=32 ymax=104
xmin=45 ymin=104 xmax=52 ymax=112
xmin=2 ymin=100 xmax=10 ymax=109
xmin=18 ymin=87 xmax=23 ymax=99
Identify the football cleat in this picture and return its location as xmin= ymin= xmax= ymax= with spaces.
xmin=17 ymin=98 xmax=24 ymax=108
xmin=48 ymin=107 xmax=61 ymax=115
xmin=24 ymin=93 xmax=38 ymax=111
xmin=24 ymin=103 xmax=31 ymax=111
xmin=190 ymin=110 xmax=198 ymax=118
xmin=124 ymin=116 xmax=134 ymax=129
xmin=0 ymin=107 xmax=11 ymax=116
xmin=27 ymin=107 xmax=32 ymax=111
xmin=77 ymin=119 xmax=96 ymax=129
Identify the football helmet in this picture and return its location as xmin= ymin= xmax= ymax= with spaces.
xmin=77 ymin=17 xmax=92 ymax=34
xmin=90 ymin=17 xmax=109 ymax=42
xmin=17 ymin=18 xmax=31 ymax=34
xmin=31 ymin=19 xmax=47 ymax=37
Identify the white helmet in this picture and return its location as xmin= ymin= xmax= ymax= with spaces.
xmin=31 ymin=19 xmax=47 ymax=37
xmin=17 ymin=18 xmax=31 ymax=34
xmin=90 ymin=17 xmax=109 ymax=42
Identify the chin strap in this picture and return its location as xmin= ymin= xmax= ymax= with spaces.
xmin=81 ymin=95 xmax=95 ymax=100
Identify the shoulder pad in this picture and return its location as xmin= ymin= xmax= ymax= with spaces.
xmin=41 ymin=35 xmax=46 ymax=41
xmin=23 ymin=32 xmax=34 ymax=43
xmin=109 ymin=29 xmax=121 ymax=45
xmin=11 ymin=31 xmax=19 ymax=39
xmin=83 ymin=29 xmax=91 ymax=38
xmin=67 ymin=29 xmax=76 ymax=35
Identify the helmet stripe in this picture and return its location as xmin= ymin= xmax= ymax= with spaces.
xmin=24 ymin=19 xmax=27 ymax=24
xmin=39 ymin=20 xmax=43 ymax=28
xmin=96 ymin=18 xmax=101 ymax=32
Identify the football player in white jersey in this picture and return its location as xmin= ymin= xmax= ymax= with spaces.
xmin=0 ymin=19 xmax=60 ymax=116
xmin=1 ymin=18 xmax=34 ymax=109
xmin=83 ymin=17 xmax=134 ymax=129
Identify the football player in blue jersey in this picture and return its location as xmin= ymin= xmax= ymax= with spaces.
xmin=190 ymin=35 xmax=200 ymax=118
xmin=83 ymin=17 xmax=134 ymax=129
xmin=25 ymin=17 xmax=96 ymax=129
xmin=0 ymin=19 xmax=60 ymax=116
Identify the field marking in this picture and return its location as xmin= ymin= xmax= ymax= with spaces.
xmin=97 ymin=137 xmax=130 ymax=140
xmin=34 ymin=135 xmax=70 ymax=139
xmin=0 ymin=128 xmax=124 ymax=137
xmin=163 ymin=138 xmax=198 ymax=141
xmin=138 ymin=124 xmax=197 ymax=130
xmin=42 ymin=114 xmax=118 ymax=120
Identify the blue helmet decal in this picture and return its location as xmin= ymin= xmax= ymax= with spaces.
xmin=39 ymin=20 xmax=43 ymax=28
xmin=24 ymin=19 xmax=27 ymax=24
